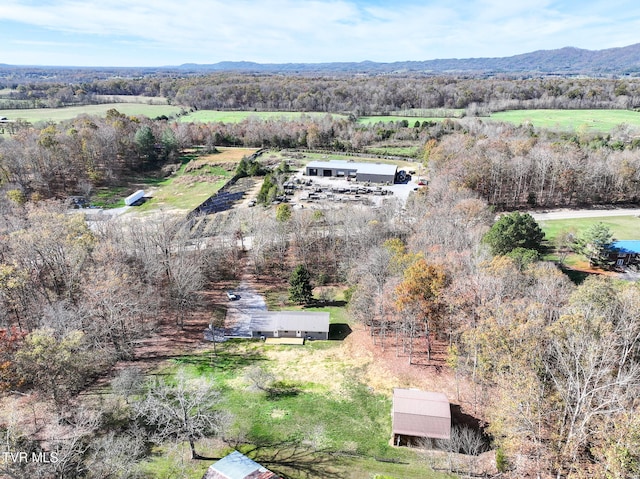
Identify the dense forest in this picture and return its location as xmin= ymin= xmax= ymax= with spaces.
xmin=2 ymin=73 xmax=640 ymax=113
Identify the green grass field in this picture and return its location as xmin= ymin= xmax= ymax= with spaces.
xmin=540 ymin=215 xmax=640 ymax=242
xmin=365 ymin=146 xmax=422 ymax=157
xmin=540 ymin=215 xmax=640 ymax=271
xmin=131 ymin=148 xmax=257 ymax=212
xmin=3 ymin=101 xmax=640 ymax=136
xmin=142 ymin=339 xmax=453 ymax=479
xmin=178 ymin=110 xmax=346 ymax=123
xmin=0 ymin=103 xmax=182 ymax=124
xmin=489 ymin=109 xmax=640 ymax=132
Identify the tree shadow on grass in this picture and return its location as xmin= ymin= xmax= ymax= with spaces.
xmin=329 ymin=324 xmax=352 ymax=341
xmin=266 ymin=380 xmax=300 ymax=400
xmin=303 ymin=300 xmax=348 ymax=308
xmin=229 ymin=439 xmax=347 ymax=479
xmin=559 ymin=266 xmax=594 ymax=285
xmin=172 ymin=349 xmax=266 ymax=374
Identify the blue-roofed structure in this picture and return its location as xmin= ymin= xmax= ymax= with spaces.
xmin=608 ymin=240 xmax=640 ymax=268
xmin=202 ymin=451 xmax=280 ymax=479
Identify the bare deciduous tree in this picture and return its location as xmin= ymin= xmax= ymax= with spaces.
xmin=134 ymin=370 xmax=231 ymax=459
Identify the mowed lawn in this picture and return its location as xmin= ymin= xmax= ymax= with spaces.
xmin=489 ymin=109 xmax=640 ymax=132
xmin=0 ymin=103 xmax=182 ymax=123
xmin=540 ymin=215 xmax=640 ymax=242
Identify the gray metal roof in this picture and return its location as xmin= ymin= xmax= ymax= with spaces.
xmin=250 ymin=311 xmax=330 ymax=333
xmin=306 ymin=160 xmax=397 ymax=176
xmin=203 ymin=451 xmax=279 ymax=479
xmin=392 ymin=389 xmax=451 ymax=440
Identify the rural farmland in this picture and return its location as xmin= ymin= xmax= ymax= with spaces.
xmin=3 ymin=53 xmax=640 ymax=479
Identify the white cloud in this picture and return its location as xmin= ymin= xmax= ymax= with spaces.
xmin=0 ymin=0 xmax=638 ymax=65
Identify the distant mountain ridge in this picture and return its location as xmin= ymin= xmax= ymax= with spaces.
xmin=178 ymin=44 xmax=640 ymax=75
xmin=2 ymin=44 xmax=640 ymax=79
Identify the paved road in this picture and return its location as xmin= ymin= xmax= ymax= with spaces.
xmin=224 ymin=281 xmax=267 ymax=338
xmin=530 ymin=208 xmax=640 ymax=221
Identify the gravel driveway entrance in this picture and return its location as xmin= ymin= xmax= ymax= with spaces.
xmin=224 ymin=280 xmax=267 ymax=338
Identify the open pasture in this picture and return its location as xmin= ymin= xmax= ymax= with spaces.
xmin=489 ymin=109 xmax=640 ymax=132
xmin=540 ymin=214 xmax=640 ymax=242
xmin=0 ymin=103 xmax=182 ymax=124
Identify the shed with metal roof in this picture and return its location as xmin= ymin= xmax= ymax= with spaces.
xmin=202 ymin=450 xmax=280 ymax=479
xmin=392 ymin=388 xmax=451 ymax=446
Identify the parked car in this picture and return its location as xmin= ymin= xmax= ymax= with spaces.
xmin=226 ymin=291 xmax=238 ymax=300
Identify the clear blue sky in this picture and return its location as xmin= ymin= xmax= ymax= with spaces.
xmin=0 ymin=0 xmax=639 ymax=67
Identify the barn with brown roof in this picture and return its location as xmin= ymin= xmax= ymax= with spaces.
xmin=392 ymin=388 xmax=451 ymax=446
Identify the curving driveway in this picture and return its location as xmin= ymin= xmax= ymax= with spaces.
xmin=224 ymin=281 xmax=267 ymax=338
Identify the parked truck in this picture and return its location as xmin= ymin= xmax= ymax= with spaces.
xmin=125 ymin=189 xmax=145 ymax=206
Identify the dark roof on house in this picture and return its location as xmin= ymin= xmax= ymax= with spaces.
xmin=611 ymin=240 xmax=640 ymax=255
xmin=250 ymin=311 xmax=330 ymax=333
xmin=392 ymin=389 xmax=451 ymax=440
xmin=202 ymin=451 xmax=280 ymax=479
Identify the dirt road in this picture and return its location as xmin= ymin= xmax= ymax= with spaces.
xmin=530 ymin=208 xmax=640 ymax=221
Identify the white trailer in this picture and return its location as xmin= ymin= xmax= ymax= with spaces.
xmin=125 ymin=189 xmax=145 ymax=206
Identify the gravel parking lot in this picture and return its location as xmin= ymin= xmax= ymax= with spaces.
xmin=286 ymin=168 xmax=421 ymax=207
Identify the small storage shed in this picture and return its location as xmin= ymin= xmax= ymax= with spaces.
xmin=124 ymin=189 xmax=145 ymax=206
xmin=392 ymin=389 xmax=451 ymax=446
xmin=250 ymin=311 xmax=330 ymax=340
xmin=202 ymin=450 xmax=280 ymax=479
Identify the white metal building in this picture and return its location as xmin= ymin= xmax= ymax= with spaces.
xmin=305 ymin=160 xmax=398 ymax=183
